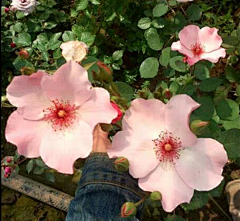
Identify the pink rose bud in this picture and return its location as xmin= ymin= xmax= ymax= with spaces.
xmin=121 ymin=202 xmax=137 ymax=218
xmin=5 ymin=7 xmax=10 ymax=13
xmin=114 ymin=157 xmax=129 ymax=172
xmin=164 ymin=89 xmax=172 ymax=99
xmin=4 ymin=167 xmax=12 ymax=178
xmin=190 ymin=120 xmax=209 ymax=135
xmin=19 ymin=49 xmax=29 ymax=59
xmin=97 ymin=61 xmax=112 ymax=76
xmin=10 ymin=42 xmax=16 ymax=48
xmin=111 ymin=102 xmax=123 ymax=124
xmin=150 ymin=191 xmax=162 ymax=201
xmin=6 ymin=158 xmax=12 ymax=163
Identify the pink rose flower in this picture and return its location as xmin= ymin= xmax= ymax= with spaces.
xmin=10 ymin=0 xmax=39 ymax=15
xmin=108 ymin=95 xmax=228 ymax=212
xmin=5 ymin=61 xmax=117 ymax=174
xmin=60 ymin=41 xmax=88 ymax=63
xmin=171 ymin=25 xmax=226 ymax=66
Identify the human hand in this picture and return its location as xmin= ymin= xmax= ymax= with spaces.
xmin=92 ymin=124 xmax=112 ymax=153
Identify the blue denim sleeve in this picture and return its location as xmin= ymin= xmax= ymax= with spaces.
xmin=66 ymin=153 xmax=147 ymax=221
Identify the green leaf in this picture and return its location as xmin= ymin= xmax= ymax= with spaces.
xmin=165 ymin=215 xmax=185 ymax=221
xmin=199 ymin=78 xmax=222 ymax=92
xmin=114 ymin=82 xmax=135 ymax=102
xmin=76 ymin=0 xmax=88 ymax=11
xmin=35 ymin=158 xmax=45 ymax=167
xmin=181 ymin=191 xmax=209 ymax=211
xmin=209 ymin=180 xmax=225 ymax=197
xmin=194 ymin=97 xmax=214 ymax=121
xmin=169 ymin=56 xmax=187 ymax=72
xmin=159 ymin=47 xmax=171 ymax=66
xmin=43 ymin=21 xmax=57 ymax=29
xmin=48 ymin=33 xmax=62 ymax=50
xmin=90 ymin=0 xmax=100 ymax=4
xmin=237 ymin=23 xmax=240 ymax=39
xmin=151 ymin=18 xmax=165 ymax=29
xmin=26 ymin=160 xmax=34 ymax=174
xmin=112 ymin=50 xmax=123 ymax=61
xmin=222 ymin=117 xmax=240 ymax=130
xmin=33 ymin=166 xmax=45 ymax=175
xmin=53 ymin=48 xmax=62 ymax=59
xmin=138 ymin=17 xmax=152 ymax=30
xmin=12 ymin=22 xmax=23 ymax=32
xmin=144 ymin=28 xmax=163 ymax=51
xmin=14 ymin=33 xmax=31 ymax=46
xmin=217 ymin=129 xmax=240 ymax=159
xmin=42 ymin=51 xmax=49 ymax=62
xmin=225 ymin=65 xmax=240 ymax=83
xmin=45 ymin=172 xmax=55 ymax=183
xmin=214 ymin=86 xmax=230 ymax=104
xmin=13 ymin=57 xmax=34 ymax=70
xmin=152 ymin=3 xmax=168 ymax=17
xmin=216 ymin=99 xmax=239 ymax=121
xmin=16 ymin=11 xmax=25 ymax=19
xmin=222 ymin=36 xmax=239 ymax=47
xmin=194 ymin=63 xmax=210 ymax=80
xmin=62 ymin=31 xmax=76 ymax=42
xmin=186 ymin=4 xmax=202 ymax=21
xmin=236 ymin=85 xmax=240 ymax=96
xmin=79 ymin=32 xmax=95 ymax=46
xmin=140 ymin=57 xmax=159 ymax=78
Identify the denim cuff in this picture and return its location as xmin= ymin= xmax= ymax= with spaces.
xmin=78 ymin=153 xmax=146 ymax=199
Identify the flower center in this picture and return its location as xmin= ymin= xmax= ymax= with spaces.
xmin=191 ymin=43 xmax=204 ymax=56
xmin=43 ymin=99 xmax=77 ymax=131
xmin=152 ymin=131 xmax=182 ymax=162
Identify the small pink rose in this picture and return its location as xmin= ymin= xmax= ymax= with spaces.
xmin=10 ymin=0 xmax=39 ymax=15
xmin=171 ymin=25 xmax=226 ymax=66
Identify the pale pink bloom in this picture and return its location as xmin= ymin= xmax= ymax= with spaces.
xmin=10 ymin=0 xmax=39 ymax=15
xmin=108 ymin=95 xmax=228 ymax=212
xmin=5 ymin=61 xmax=117 ymax=174
xmin=60 ymin=41 xmax=88 ymax=63
xmin=171 ymin=25 xmax=226 ymax=66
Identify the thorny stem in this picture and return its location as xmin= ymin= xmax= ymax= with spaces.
xmin=135 ymin=194 xmax=149 ymax=207
xmin=165 ymin=0 xmax=176 ymax=15
xmin=208 ymin=195 xmax=232 ymax=221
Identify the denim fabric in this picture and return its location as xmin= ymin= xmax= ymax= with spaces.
xmin=66 ymin=153 xmax=146 ymax=221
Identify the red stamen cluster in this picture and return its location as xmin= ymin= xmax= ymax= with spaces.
xmin=153 ymin=131 xmax=182 ymax=162
xmin=43 ymin=99 xmax=77 ymax=131
xmin=191 ymin=43 xmax=204 ymax=56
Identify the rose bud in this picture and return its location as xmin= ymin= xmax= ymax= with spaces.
xmin=4 ymin=167 xmax=12 ymax=178
xmin=10 ymin=42 xmax=16 ymax=48
xmin=114 ymin=157 xmax=129 ymax=172
xmin=20 ymin=66 xmax=36 ymax=76
xmin=121 ymin=202 xmax=137 ymax=218
xmin=150 ymin=191 xmax=162 ymax=201
xmin=190 ymin=120 xmax=209 ymax=135
xmin=19 ymin=49 xmax=29 ymax=59
xmin=97 ymin=61 xmax=112 ymax=76
xmin=6 ymin=157 xmax=13 ymax=163
xmin=163 ymin=89 xmax=172 ymax=99
xmin=5 ymin=7 xmax=10 ymax=13
xmin=111 ymin=102 xmax=123 ymax=124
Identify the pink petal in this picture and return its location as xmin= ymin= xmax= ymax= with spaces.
xmin=200 ymin=48 xmax=226 ymax=63
xmin=199 ymin=27 xmax=223 ymax=52
xmin=171 ymin=41 xmax=194 ymax=58
xmin=41 ymin=60 xmax=92 ymax=106
xmin=122 ymin=98 xmax=165 ymax=136
xmin=179 ymin=25 xmax=200 ymax=50
xmin=175 ymin=138 xmax=228 ymax=191
xmin=139 ymin=164 xmax=194 ymax=212
xmin=40 ymin=120 xmax=93 ymax=174
xmin=165 ymin=95 xmax=200 ymax=147
xmin=6 ymin=71 xmax=50 ymax=120
xmin=109 ymin=130 xmax=159 ymax=178
xmin=78 ymin=87 xmax=118 ymax=130
xmin=5 ymin=110 xmax=47 ymax=157
xmin=186 ymin=55 xmax=201 ymax=66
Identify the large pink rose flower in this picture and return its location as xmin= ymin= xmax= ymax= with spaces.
xmin=108 ymin=95 xmax=228 ymax=212
xmin=171 ymin=25 xmax=226 ymax=66
xmin=5 ymin=61 xmax=117 ymax=174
